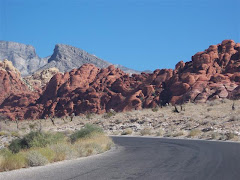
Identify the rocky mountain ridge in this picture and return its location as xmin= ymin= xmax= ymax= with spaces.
xmin=0 ymin=39 xmax=240 ymax=120
xmin=0 ymin=41 xmax=47 ymax=76
xmin=0 ymin=41 xmax=140 ymax=75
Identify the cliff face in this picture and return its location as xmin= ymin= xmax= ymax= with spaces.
xmin=0 ymin=40 xmax=240 ymax=120
xmin=0 ymin=41 xmax=47 ymax=76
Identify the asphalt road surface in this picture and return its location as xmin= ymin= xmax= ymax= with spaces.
xmin=1 ymin=136 xmax=240 ymax=180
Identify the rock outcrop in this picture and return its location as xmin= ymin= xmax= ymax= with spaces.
xmin=168 ymin=39 xmax=240 ymax=104
xmin=23 ymin=67 xmax=60 ymax=90
xmin=0 ymin=40 xmax=240 ymax=120
xmin=0 ymin=60 xmax=40 ymax=119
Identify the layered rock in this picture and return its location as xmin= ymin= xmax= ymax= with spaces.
xmin=0 ymin=40 xmax=240 ymax=120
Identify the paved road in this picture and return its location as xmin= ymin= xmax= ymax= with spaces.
xmin=1 ymin=136 xmax=240 ymax=180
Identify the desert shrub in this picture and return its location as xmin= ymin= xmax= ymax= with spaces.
xmin=211 ymin=132 xmax=220 ymax=140
xmin=172 ymin=131 xmax=184 ymax=137
xmin=140 ymin=128 xmax=151 ymax=136
xmin=70 ymin=124 xmax=103 ymax=143
xmin=207 ymin=100 xmax=220 ymax=106
xmin=103 ymin=109 xmax=116 ymax=119
xmin=0 ymin=150 xmax=27 ymax=171
xmin=9 ymin=131 xmax=65 ymax=153
xmin=0 ymin=131 xmax=7 ymax=136
xmin=121 ymin=128 xmax=132 ymax=135
xmin=50 ymin=143 xmax=78 ymax=161
xmin=225 ymin=132 xmax=235 ymax=140
xmin=152 ymin=107 xmax=159 ymax=112
xmin=156 ymin=128 xmax=164 ymax=136
xmin=86 ymin=113 xmax=94 ymax=119
xmin=228 ymin=116 xmax=240 ymax=122
xmin=188 ymin=129 xmax=201 ymax=137
xmin=9 ymin=139 xmax=28 ymax=153
xmin=103 ymin=112 xmax=115 ymax=119
xmin=26 ymin=150 xmax=48 ymax=167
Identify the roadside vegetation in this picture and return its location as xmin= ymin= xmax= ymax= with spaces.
xmin=0 ymin=124 xmax=113 ymax=172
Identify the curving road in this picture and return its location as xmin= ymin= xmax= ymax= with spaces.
xmin=1 ymin=136 xmax=240 ymax=180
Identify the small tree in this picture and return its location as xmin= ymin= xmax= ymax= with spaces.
xmin=50 ymin=115 xmax=55 ymax=126
xmin=70 ymin=113 xmax=75 ymax=122
xmin=15 ymin=117 xmax=19 ymax=130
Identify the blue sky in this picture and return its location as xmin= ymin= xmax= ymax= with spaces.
xmin=0 ymin=0 xmax=239 ymax=71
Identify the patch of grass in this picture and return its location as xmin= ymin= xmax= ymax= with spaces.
xmin=74 ymin=134 xmax=113 ymax=157
xmin=121 ymin=128 xmax=132 ymax=135
xmin=0 ymin=150 xmax=27 ymax=171
xmin=0 ymin=124 xmax=114 ymax=172
xmin=188 ymin=129 xmax=201 ymax=137
xmin=50 ymin=143 xmax=78 ymax=161
xmin=70 ymin=124 xmax=103 ymax=143
xmin=9 ymin=131 xmax=65 ymax=153
xmin=0 ymin=131 xmax=7 ymax=136
xmin=34 ymin=147 xmax=56 ymax=162
xmin=11 ymin=131 xmax=21 ymax=138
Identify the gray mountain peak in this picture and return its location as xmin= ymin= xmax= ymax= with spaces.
xmin=41 ymin=44 xmax=111 ymax=72
xmin=40 ymin=44 xmax=140 ymax=74
xmin=0 ymin=41 xmax=141 ymax=75
xmin=0 ymin=41 xmax=48 ymax=76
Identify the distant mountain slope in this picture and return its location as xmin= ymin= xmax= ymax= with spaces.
xmin=0 ymin=41 xmax=140 ymax=75
xmin=39 ymin=44 xmax=140 ymax=74
xmin=39 ymin=44 xmax=111 ymax=72
xmin=0 ymin=41 xmax=47 ymax=76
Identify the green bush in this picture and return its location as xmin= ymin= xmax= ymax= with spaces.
xmin=70 ymin=124 xmax=103 ymax=143
xmin=9 ymin=139 xmax=28 ymax=153
xmin=9 ymin=131 xmax=65 ymax=153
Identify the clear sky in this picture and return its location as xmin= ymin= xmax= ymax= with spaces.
xmin=0 ymin=0 xmax=239 ymax=71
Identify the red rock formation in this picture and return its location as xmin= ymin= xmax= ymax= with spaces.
xmin=0 ymin=60 xmax=40 ymax=120
xmin=0 ymin=39 xmax=240 ymax=120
